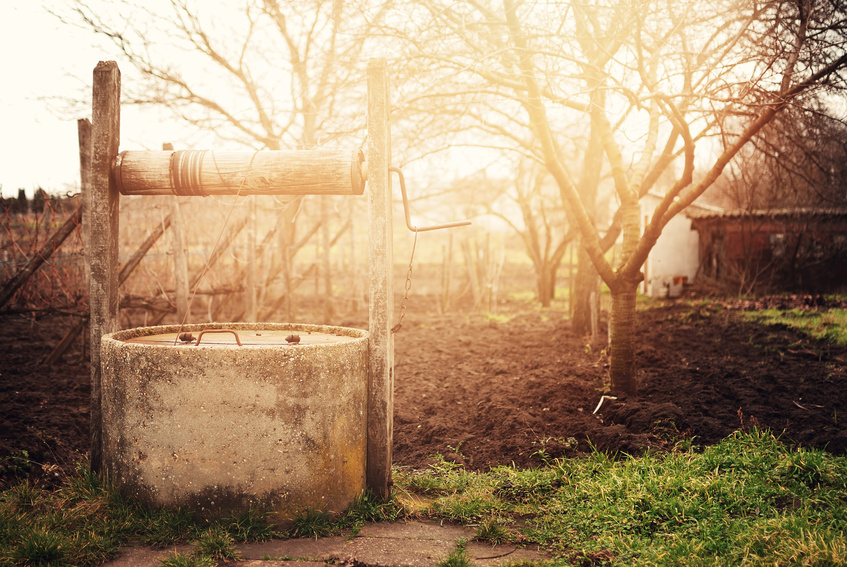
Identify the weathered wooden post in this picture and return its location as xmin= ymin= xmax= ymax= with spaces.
xmin=88 ymin=61 xmax=121 ymax=472
xmin=79 ymin=119 xmax=92 ymax=285
xmin=366 ymin=58 xmax=393 ymax=500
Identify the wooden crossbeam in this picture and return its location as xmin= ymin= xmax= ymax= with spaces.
xmin=114 ymin=149 xmax=365 ymax=196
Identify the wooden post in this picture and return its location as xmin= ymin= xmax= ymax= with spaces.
xmin=462 ymin=239 xmax=482 ymax=308
xmin=163 ymin=143 xmax=190 ymax=324
xmin=79 ymin=119 xmax=92 ymax=285
xmin=367 ymin=59 xmax=393 ymax=500
xmin=157 ymin=215 xmax=249 ymax=326
xmin=89 ymin=61 xmax=121 ymax=473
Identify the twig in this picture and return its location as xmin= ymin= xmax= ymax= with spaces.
xmin=593 ymin=395 xmax=618 ymax=415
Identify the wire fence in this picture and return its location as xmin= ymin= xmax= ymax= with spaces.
xmin=1 ymin=192 xmax=540 ymax=333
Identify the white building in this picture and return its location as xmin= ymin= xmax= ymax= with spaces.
xmin=640 ymin=194 xmax=723 ymax=298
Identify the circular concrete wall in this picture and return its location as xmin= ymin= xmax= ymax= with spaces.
xmin=100 ymin=323 xmax=368 ymax=522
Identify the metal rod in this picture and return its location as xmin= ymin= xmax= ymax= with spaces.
xmin=388 ymin=167 xmax=472 ymax=233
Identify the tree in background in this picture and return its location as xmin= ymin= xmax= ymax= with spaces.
xmin=464 ymin=162 xmax=574 ymax=307
xmin=711 ymin=104 xmax=847 ymax=211
xmin=383 ymin=0 xmax=847 ymax=396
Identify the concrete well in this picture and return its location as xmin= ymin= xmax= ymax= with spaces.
xmin=100 ymin=322 xmax=368 ymax=522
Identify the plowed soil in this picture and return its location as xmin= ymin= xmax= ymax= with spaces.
xmin=2 ymin=295 xmax=846 ymax=486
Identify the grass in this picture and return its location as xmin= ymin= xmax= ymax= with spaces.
xmin=0 ymin=463 xmax=404 ymax=566
xmin=437 ymin=537 xmax=472 ymax=567
xmin=1 ymin=431 xmax=845 ymax=565
xmin=394 ymin=429 xmax=847 ymax=565
xmin=741 ymin=306 xmax=847 ymax=345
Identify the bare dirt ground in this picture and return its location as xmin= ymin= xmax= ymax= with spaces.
xmin=2 ymin=294 xmax=846 ymax=487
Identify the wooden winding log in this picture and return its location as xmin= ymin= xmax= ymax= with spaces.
xmin=114 ymin=148 xmax=366 ymax=196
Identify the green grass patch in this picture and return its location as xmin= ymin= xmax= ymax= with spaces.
xmin=395 ymin=429 xmax=847 ymax=565
xmin=3 ymin=432 xmax=846 ymax=565
xmin=437 ymin=538 xmax=473 ymax=567
xmin=0 ymin=467 xmax=405 ymax=567
xmin=741 ymin=307 xmax=847 ymax=345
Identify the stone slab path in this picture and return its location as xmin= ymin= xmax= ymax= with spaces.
xmin=102 ymin=520 xmax=552 ymax=566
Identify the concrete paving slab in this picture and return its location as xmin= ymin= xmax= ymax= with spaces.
xmin=341 ymin=533 xmax=456 ymax=567
xmin=237 ymin=535 xmax=351 ymax=562
xmin=101 ymin=544 xmax=193 ymax=567
xmin=238 ymin=562 xmax=325 ymax=567
xmin=101 ymin=520 xmax=555 ymax=566
xmin=356 ymin=520 xmax=473 ymax=541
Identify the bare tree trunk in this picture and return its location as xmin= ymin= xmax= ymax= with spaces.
xmin=608 ymin=197 xmax=642 ymax=397
xmin=572 ymin=246 xmax=599 ymax=334
xmin=570 ymin=71 xmax=605 ymax=332
xmin=608 ymin=282 xmax=638 ymax=397
xmin=589 ymin=290 xmax=599 ymax=351
xmin=461 ymin=239 xmax=482 ymax=308
xmin=536 ymin=263 xmax=555 ymax=307
xmin=440 ymin=234 xmax=453 ymax=315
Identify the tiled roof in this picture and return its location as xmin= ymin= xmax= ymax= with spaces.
xmin=687 ymin=207 xmax=847 ymax=220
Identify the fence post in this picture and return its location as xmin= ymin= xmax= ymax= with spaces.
xmin=367 ymin=59 xmax=394 ymax=500
xmin=89 ymin=61 xmax=121 ymax=473
xmin=79 ymin=119 xmax=92 ymax=286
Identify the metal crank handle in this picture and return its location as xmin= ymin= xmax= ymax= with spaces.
xmin=388 ymin=167 xmax=472 ymax=233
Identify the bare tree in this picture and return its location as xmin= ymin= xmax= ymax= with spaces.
xmin=712 ymin=104 xmax=847 ymax=211
xmin=55 ymin=0 xmax=385 ymax=320
xmin=465 ymin=162 xmax=574 ymax=307
xmin=384 ymin=0 xmax=847 ymax=396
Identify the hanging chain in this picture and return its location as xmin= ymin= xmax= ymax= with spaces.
xmin=391 ymin=230 xmax=418 ymax=333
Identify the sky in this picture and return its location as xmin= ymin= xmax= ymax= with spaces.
xmin=0 ymin=3 xmax=184 ymax=199
xmin=1 ymin=4 xmax=93 ymax=197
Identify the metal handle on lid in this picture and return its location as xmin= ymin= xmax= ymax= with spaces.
xmin=194 ymin=329 xmax=243 ymax=346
